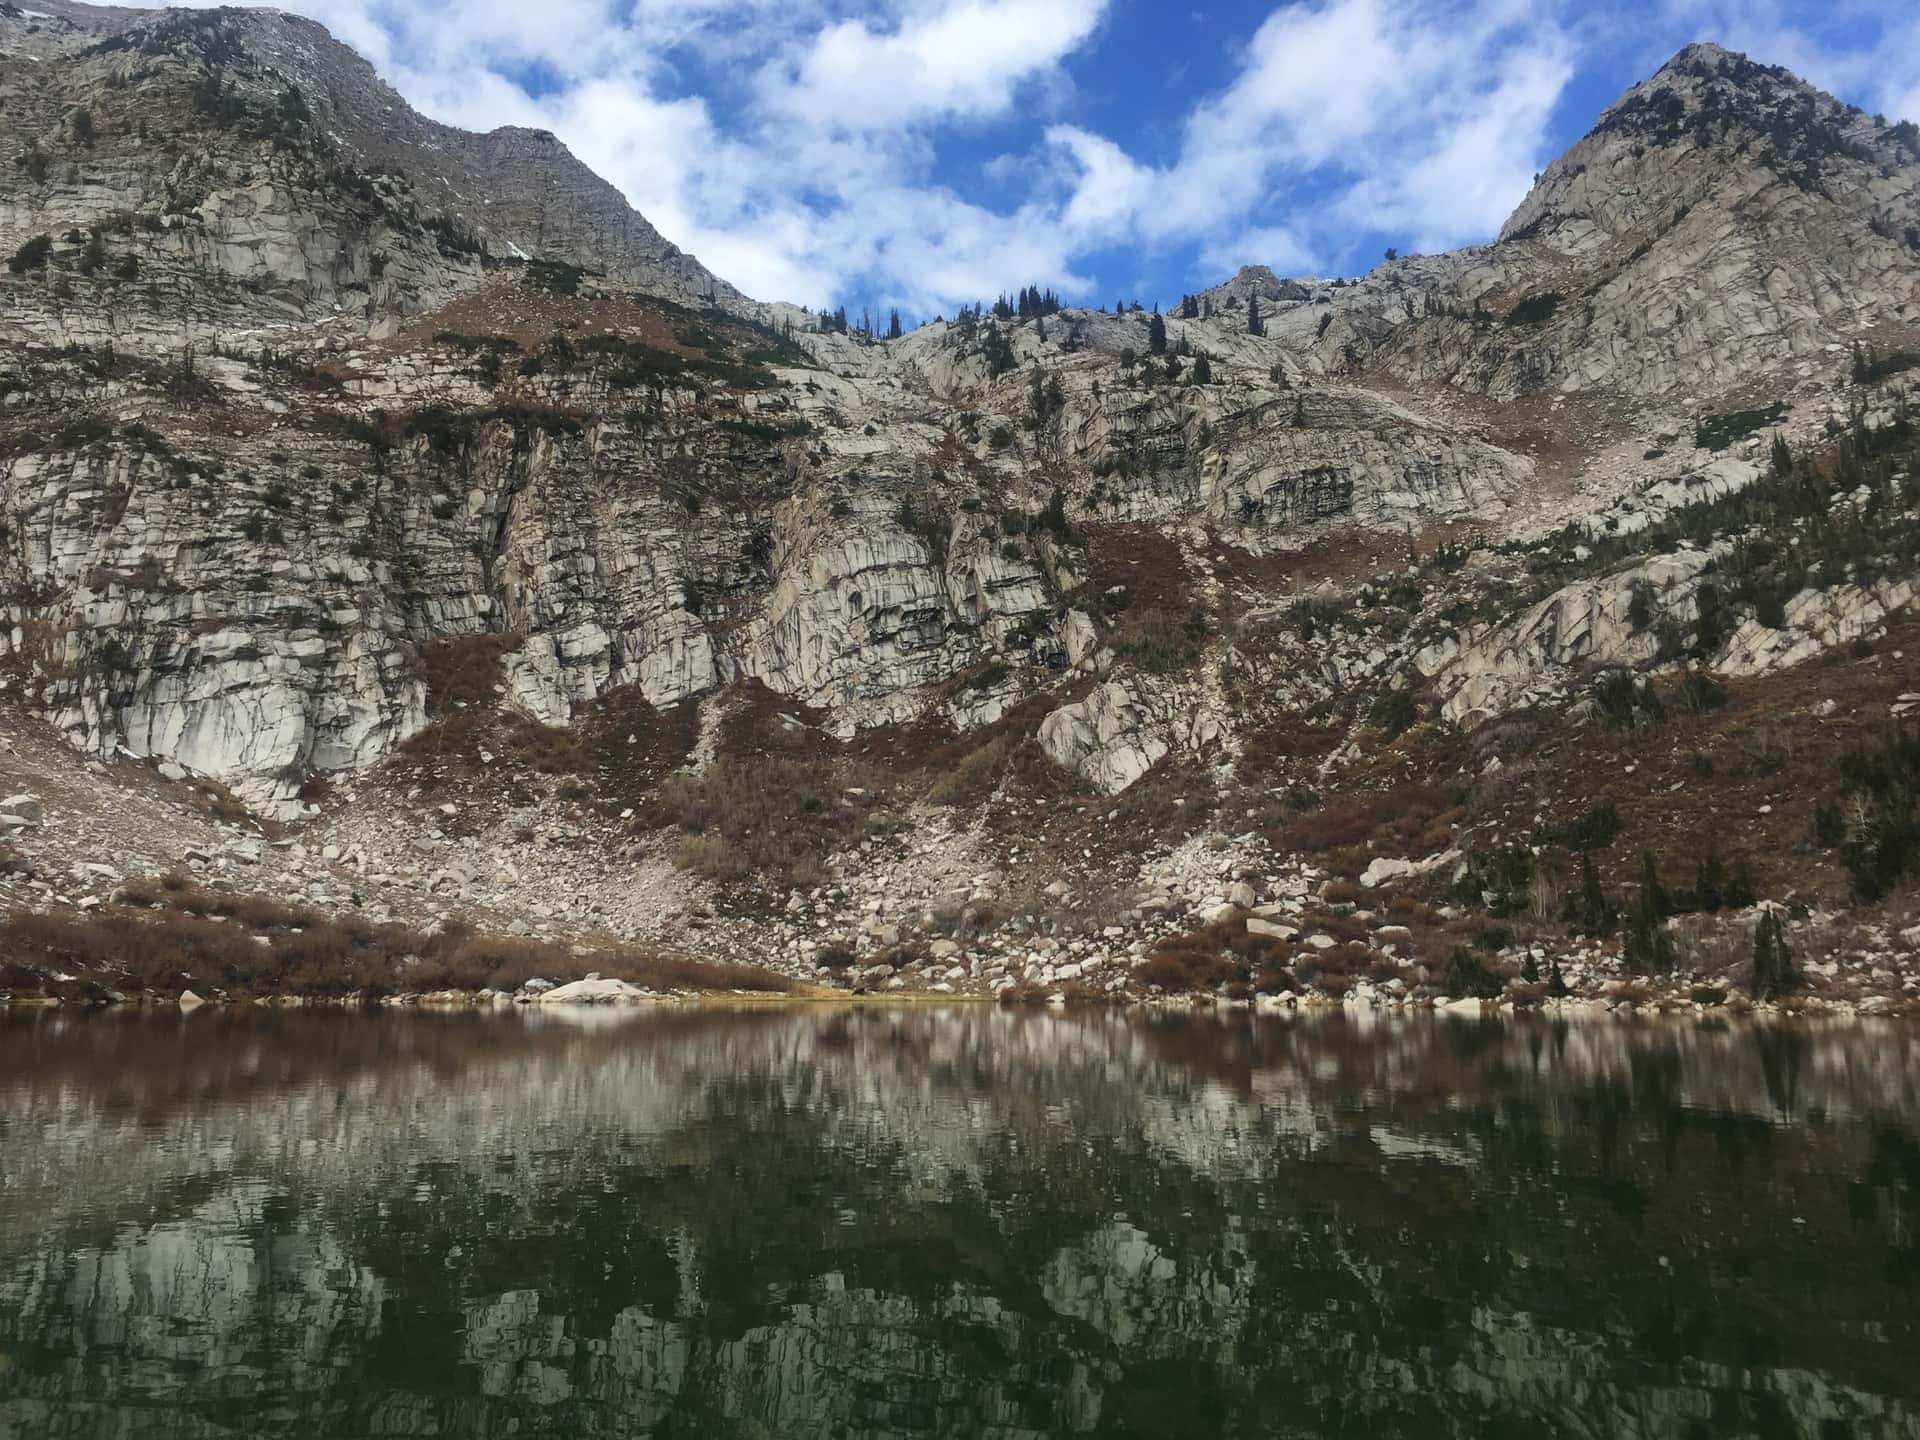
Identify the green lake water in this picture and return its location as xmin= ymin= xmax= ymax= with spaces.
xmin=1 ymin=1005 xmax=1917 ymax=1438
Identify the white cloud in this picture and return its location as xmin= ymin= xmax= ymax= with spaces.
xmin=161 ymin=0 xmax=1920 ymax=312
xmin=1198 ymin=225 xmax=1314 ymax=281
xmin=759 ymin=0 xmax=1106 ymax=132
xmin=1049 ymin=0 xmax=1576 ymax=270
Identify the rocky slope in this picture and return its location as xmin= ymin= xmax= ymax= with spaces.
xmin=0 ymin=15 xmax=1917 ymax=1014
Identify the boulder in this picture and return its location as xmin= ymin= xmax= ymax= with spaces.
xmin=1037 ymin=682 xmax=1169 ymax=795
xmin=0 ymin=793 xmax=44 ymax=826
xmin=536 ymin=976 xmax=651 ymax=1004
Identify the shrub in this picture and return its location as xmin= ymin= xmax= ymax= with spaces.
xmin=1695 ymin=402 xmax=1788 ymax=452
xmin=1442 ymin=947 xmax=1504 ymax=999
xmin=1280 ymin=784 xmax=1458 ymax=857
xmin=1288 ymin=595 xmax=1349 ymax=641
xmin=1593 ymin=670 xmax=1664 ymax=730
xmin=0 ymin=893 xmax=791 ymax=1000
xmin=1109 ymin=604 xmax=1207 ymax=674
xmin=1678 ymin=668 xmax=1728 ymax=714
xmin=1849 ymin=343 xmax=1920 ymax=386
xmin=6 ymin=234 xmax=53 ymax=274
xmin=1548 ymin=798 xmax=1620 ymax=852
xmin=893 ymin=498 xmax=951 ymax=562
xmin=1815 ymin=726 xmax=1919 ymax=900
xmin=1505 ymin=293 xmax=1560 ymax=326
xmin=1135 ymin=938 xmax=1236 ymax=993
xmin=1369 ymin=690 xmax=1418 ymax=739
xmin=1627 ymin=579 xmax=1656 ymax=630
xmin=651 ymin=754 xmax=882 ymax=891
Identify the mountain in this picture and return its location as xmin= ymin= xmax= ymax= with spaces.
xmin=0 ymin=0 xmax=754 ymax=341
xmin=0 ymin=12 xmax=1916 ymax=1012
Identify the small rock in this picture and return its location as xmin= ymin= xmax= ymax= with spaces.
xmin=0 ymin=794 xmax=44 ymax=826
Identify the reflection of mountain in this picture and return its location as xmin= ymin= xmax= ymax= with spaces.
xmin=1 ymin=1008 xmax=1917 ymax=1437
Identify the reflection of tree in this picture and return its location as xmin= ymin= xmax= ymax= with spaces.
xmin=1 ymin=1008 xmax=1917 ymax=1436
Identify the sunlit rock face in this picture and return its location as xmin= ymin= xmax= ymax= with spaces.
xmin=1 ymin=10 xmax=1917 ymax=818
xmin=2 ymin=1008 xmax=1917 ymax=1437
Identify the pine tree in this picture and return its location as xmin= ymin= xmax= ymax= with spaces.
xmin=1546 ymin=959 xmax=1570 ymax=997
xmin=1571 ymin=853 xmax=1617 ymax=936
xmin=1191 ymin=354 xmax=1212 ymax=384
xmin=887 ymin=308 xmax=902 ymax=340
xmin=1147 ymin=313 xmax=1167 ymax=356
xmin=1623 ymin=852 xmax=1676 ymax=974
xmin=1694 ymin=846 xmax=1728 ymax=912
xmin=1751 ymin=907 xmax=1799 ymax=999
xmin=1770 ymin=432 xmax=1792 ymax=475
xmin=1247 ymin=294 xmax=1263 ymax=336
xmin=1637 ymin=850 xmax=1671 ymax=919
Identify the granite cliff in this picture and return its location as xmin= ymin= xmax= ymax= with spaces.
xmin=1 ymin=12 xmax=1917 ymax=1011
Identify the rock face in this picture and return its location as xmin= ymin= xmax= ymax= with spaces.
xmin=0 ymin=17 xmax=1915 ymax=822
xmin=1257 ymin=44 xmax=1920 ymax=402
xmin=1038 ymin=684 xmax=1169 ymax=795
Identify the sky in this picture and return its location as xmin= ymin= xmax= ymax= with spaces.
xmin=166 ymin=0 xmax=1920 ymax=317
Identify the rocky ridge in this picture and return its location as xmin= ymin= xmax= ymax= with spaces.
xmin=1 ymin=17 xmax=1918 ymax=1015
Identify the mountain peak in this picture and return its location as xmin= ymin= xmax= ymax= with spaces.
xmin=1499 ymin=35 xmax=1915 ymax=247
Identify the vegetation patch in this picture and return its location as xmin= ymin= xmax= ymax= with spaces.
xmin=1694 ymin=402 xmax=1788 ymax=452
xmin=0 ymin=883 xmax=792 ymax=1003
xmin=1505 ymin=293 xmax=1561 ymax=327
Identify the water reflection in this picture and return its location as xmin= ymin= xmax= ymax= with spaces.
xmin=1 ymin=1006 xmax=1917 ymax=1438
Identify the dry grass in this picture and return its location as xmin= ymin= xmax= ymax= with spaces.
xmin=1134 ymin=910 xmax=1295 ymax=994
xmin=0 ymin=886 xmax=794 ymax=1001
xmin=1278 ymin=783 xmax=1460 ymax=858
xmin=927 ymin=731 xmax=1018 ymax=807
xmin=1321 ymin=878 xmax=1375 ymax=906
xmin=401 ymin=632 xmax=524 ymax=755
xmin=1450 ymin=614 xmax=1920 ymax=905
xmin=649 ymin=753 xmax=886 ymax=891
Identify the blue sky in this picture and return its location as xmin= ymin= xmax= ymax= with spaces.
xmin=173 ymin=0 xmax=1920 ymax=317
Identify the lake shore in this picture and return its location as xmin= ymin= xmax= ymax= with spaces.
xmin=4 ymin=865 xmax=1916 ymax=1020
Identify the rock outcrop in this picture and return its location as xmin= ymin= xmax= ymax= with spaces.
xmin=0 ymin=16 xmax=1915 ymax=832
xmin=1038 ymin=683 xmax=1169 ymax=795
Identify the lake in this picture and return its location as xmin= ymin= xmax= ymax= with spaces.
xmin=1 ymin=1005 xmax=1917 ymax=1438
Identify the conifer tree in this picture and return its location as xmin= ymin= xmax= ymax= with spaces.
xmin=1637 ymin=849 xmax=1671 ymax=919
xmin=1751 ymin=908 xmax=1799 ymax=999
xmin=1694 ymin=846 xmax=1728 ymax=911
xmin=1572 ymin=853 xmax=1617 ymax=936
xmin=1147 ymin=312 xmax=1167 ymax=356
xmin=1247 ymin=294 xmax=1263 ymax=335
xmin=1623 ymin=851 xmax=1676 ymax=973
